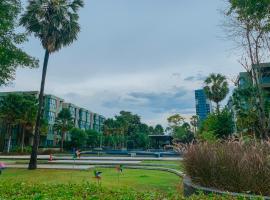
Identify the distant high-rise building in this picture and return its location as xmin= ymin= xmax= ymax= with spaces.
xmin=195 ymin=89 xmax=212 ymax=123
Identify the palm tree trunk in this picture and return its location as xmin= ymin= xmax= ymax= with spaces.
xmin=21 ymin=124 xmax=26 ymax=153
xmin=61 ymin=132 xmax=65 ymax=152
xmin=7 ymin=125 xmax=11 ymax=153
xmin=29 ymin=49 xmax=50 ymax=170
xmin=216 ymin=102 xmax=220 ymax=114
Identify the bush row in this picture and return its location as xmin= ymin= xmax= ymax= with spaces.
xmin=0 ymin=182 xmax=245 ymax=200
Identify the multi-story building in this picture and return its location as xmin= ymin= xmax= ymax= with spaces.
xmin=195 ymin=89 xmax=212 ymax=123
xmin=227 ymin=63 xmax=270 ymax=134
xmin=0 ymin=91 xmax=105 ymax=151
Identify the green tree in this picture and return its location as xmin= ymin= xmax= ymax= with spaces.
xmin=0 ymin=0 xmax=38 ymax=86
xmin=226 ymin=0 xmax=270 ymax=138
xmin=167 ymin=114 xmax=184 ymax=128
xmin=85 ymin=129 xmax=101 ymax=148
xmin=54 ymin=108 xmax=74 ymax=152
xmin=232 ymin=86 xmax=260 ymax=137
xmin=154 ymin=124 xmax=164 ymax=135
xmin=190 ymin=115 xmax=199 ymax=133
xmin=103 ymin=111 xmax=150 ymax=149
xmin=199 ymin=109 xmax=234 ymax=139
xmin=20 ymin=0 xmax=84 ymax=169
xmin=204 ymin=73 xmax=229 ymax=113
xmin=17 ymin=95 xmax=38 ymax=152
xmin=0 ymin=94 xmax=22 ymax=152
xmin=70 ymin=128 xmax=87 ymax=149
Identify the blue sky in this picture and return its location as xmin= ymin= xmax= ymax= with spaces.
xmin=2 ymin=0 xmax=242 ymax=126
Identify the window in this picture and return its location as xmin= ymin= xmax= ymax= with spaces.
xmin=47 ymin=111 xmax=56 ymax=123
xmin=48 ymin=98 xmax=57 ymax=110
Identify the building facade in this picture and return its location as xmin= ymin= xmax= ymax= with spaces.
xmin=195 ymin=89 xmax=212 ymax=123
xmin=0 ymin=91 xmax=105 ymax=151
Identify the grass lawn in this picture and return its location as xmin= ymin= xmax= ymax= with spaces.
xmin=141 ymin=160 xmax=183 ymax=170
xmin=1 ymin=168 xmax=182 ymax=194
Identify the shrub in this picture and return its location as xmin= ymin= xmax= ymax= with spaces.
xmin=199 ymin=109 xmax=234 ymax=138
xmin=183 ymin=140 xmax=270 ymax=196
xmin=0 ymin=181 xmax=245 ymax=200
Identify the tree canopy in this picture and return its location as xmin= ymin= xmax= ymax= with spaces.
xmin=0 ymin=0 xmax=38 ymax=86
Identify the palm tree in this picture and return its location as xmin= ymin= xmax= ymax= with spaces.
xmin=204 ymin=73 xmax=229 ymax=113
xmin=54 ymin=108 xmax=74 ymax=152
xmin=20 ymin=0 xmax=84 ymax=169
xmin=190 ymin=115 xmax=198 ymax=133
xmin=17 ymin=95 xmax=38 ymax=152
xmin=0 ymin=94 xmax=22 ymax=153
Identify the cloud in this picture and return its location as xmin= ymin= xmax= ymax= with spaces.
xmin=184 ymin=73 xmax=207 ymax=82
xmin=103 ymin=87 xmax=195 ymax=114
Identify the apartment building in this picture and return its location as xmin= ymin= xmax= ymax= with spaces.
xmin=0 ymin=91 xmax=105 ymax=150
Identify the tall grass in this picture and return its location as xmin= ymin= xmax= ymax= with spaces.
xmin=183 ymin=140 xmax=270 ymax=196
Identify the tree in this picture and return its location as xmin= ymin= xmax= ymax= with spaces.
xmin=167 ymin=114 xmax=184 ymax=131
xmin=103 ymin=111 xmax=151 ymax=149
xmin=190 ymin=115 xmax=199 ymax=133
xmin=232 ymin=86 xmax=260 ymax=137
xmin=0 ymin=94 xmax=22 ymax=152
xmin=0 ymin=0 xmax=38 ymax=86
xmin=85 ymin=129 xmax=101 ymax=148
xmin=70 ymin=128 xmax=87 ymax=149
xmin=17 ymin=95 xmax=38 ymax=152
xmin=199 ymin=109 xmax=234 ymax=139
xmin=204 ymin=73 xmax=229 ymax=113
xmin=225 ymin=0 xmax=270 ymax=138
xmin=20 ymin=0 xmax=84 ymax=169
xmin=154 ymin=124 xmax=164 ymax=135
xmin=54 ymin=108 xmax=74 ymax=152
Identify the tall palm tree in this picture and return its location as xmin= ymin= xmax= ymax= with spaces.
xmin=54 ymin=108 xmax=74 ymax=152
xmin=20 ymin=0 xmax=84 ymax=169
xmin=204 ymin=73 xmax=229 ymax=113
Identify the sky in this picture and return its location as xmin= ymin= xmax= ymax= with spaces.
xmin=1 ymin=0 xmax=243 ymax=126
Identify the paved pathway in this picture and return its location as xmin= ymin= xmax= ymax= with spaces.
xmin=0 ymin=155 xmax=182 ymax=161
xmin=6 ymin=164 xmax=93 ymax=170
xmin=50 ymin=160 xmax=141 ymax=164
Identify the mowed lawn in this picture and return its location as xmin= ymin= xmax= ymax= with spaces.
xmin=1 ymin=168 xmax=182 ymax=194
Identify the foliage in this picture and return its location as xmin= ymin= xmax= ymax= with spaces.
xmin=199 ymin=109 xmax=234 ymax=139
xmin=232 ymin=86 xmax=260 ymax=137
xmin=183 ymin=140 xmax=270 ymax=196
xmin=199 ymin=131 xmax=217 ymax=143
xmin=167 ymin=114 xmax=184 ymax=128
xmin=154 ymin=124 xmax=164 ymax=135
xmin=86 ymin=129 xmax=101 ymax=148
xmin=226 ymin=0 xmax=270 ymax=138
xmin=0 ymin=0 xmax=38 ymax=86
xmin=103 ymin=111 xmax=159 ymax=149
xmin=10 ymin=145 xmax=32 ymax=153
xmin=0 ymin=94 xmax=37 ymax=152
xmin=204 ymin=73 xmax=229 ymax=112
xmin=190 ymin=115 xmax=198 ymax=133
xmin=20 ymin=0 xmax=84 ymax=53
xmin=167 ymin=114 xmax=194 ymax=143
xmin=54 ymin=108 xmax=74 ymax=152
xmin=69 ymin=128 xmax=87 ymax=148
xmin=0 ymin=181 xmax=255 ymax=199
xmin=173 ymin=124 xmax=194 ymax=143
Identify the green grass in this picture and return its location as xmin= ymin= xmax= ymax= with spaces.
xmin=1 ymin=168 xmax=181 ymax=194
xmin=141 ymin=160 xmax=183 ymax=170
